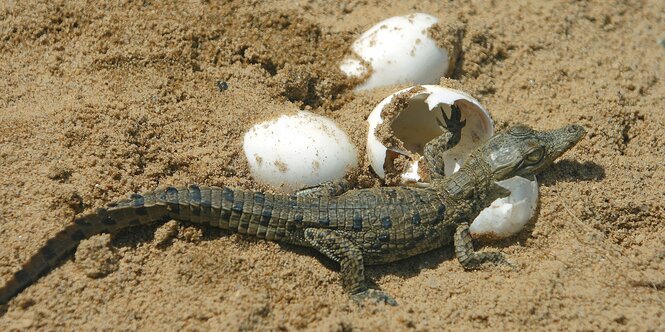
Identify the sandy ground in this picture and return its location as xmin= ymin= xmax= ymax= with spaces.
xmin=1 ymin=0 xmax=664 ymax=330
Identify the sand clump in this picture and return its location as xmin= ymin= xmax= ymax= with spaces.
xmin=1 ymin=0 xmax=664 ymax=330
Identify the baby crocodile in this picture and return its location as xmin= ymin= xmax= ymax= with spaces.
xmin=0 ymin=122 xmax=585 ymax=306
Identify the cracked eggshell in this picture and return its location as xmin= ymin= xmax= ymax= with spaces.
xmin=243 ymin=111 xmax=358 ymax=193
xmin=340 ymin=13 xmax=455 ymax=91
xmin=469 ymin=176 xmax=539 ymax=238
xmin=367 ymin=85 xmax=494 ymax=182
xmin=366 ymin=85 xmax=538 ymax=239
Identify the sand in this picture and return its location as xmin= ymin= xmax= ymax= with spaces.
xmin=1 ymin=0 xmax=664 ymax=330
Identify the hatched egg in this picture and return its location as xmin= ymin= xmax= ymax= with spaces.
xmin=366 ymin=85 xmax=539 ymax=238
xmin=340 ymin=13 xmax=461 ymax=91
xmin=243 ymin=111 xmax=358 ymax=193
xmin=367 ymin=85 xmax=494 ymax=183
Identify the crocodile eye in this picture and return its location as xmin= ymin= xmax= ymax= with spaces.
xmin=509 ymin=125 xmax=533 ymax=136
xmin=525 ymin=148 xmax=544 ymax=164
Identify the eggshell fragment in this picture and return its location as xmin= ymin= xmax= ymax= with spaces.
xmin=340 ymin=13 xmax=458 ymax=91
xmin=469 ymin=176 xmax=539 ymax=238
xmin=243 ymin=111 xmax=358 ymax=193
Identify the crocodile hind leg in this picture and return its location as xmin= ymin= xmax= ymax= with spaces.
xmin=302 ymin=228 xmax=397 ymax=306
xmin=454 ymin=223 xmax=506 ymax=269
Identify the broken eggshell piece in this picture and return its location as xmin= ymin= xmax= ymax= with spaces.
xmin=469 ymin=176 xmax=538 ymax=238
xmin=366 ymin=85 xmax=539 ymax=238
xmin=243 ymin=111 xmax=358 ymax=194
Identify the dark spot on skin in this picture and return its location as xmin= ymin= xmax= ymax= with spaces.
xmin=71 ymin=230 xmax=86 ymax=241
xmin=378 ymin=234 xmax=390 ymax=242
xmin=191 ymin=207 xmax=201 ymax=216
xmin=434 ymin=205 xmax=446 ymax=224
xmin=232 ymin=201 xmax=244 ymax=212
xmin=165 ymin=187 xmax=179 ymax=203
xmin=254 ymin=192 xmax=265 ymax=205
xmin=221 ymin=209 xmax=231 ymax=220
xmin=293 ymin=212 xmax=303 ymax=224
xmin=135 ymin=207 xmax=148 ymax=216
xmin=415 ymin=232 xmax=425 ymax=242
xmin=222 ymin=188 xmax=234 ymax=203
xmin=411 ymin=212 xmax=421 ymax=225
xmin=40 ymin=245 xmax=56 ymax=260
xmin=352 ymin=213 xmax=362 ymax=231
xmin=261 ymin=207 xmax=272 ymax=225
xmin=189 ymin=185 xmax=201 ymax=203
xmin=129 ymin=219 xmax=141 ymax=226
xmin=381 ymin=216 xmax=392 ymax=229
xmin=405 ymin=241 xmax=417 ymax=250
xmin=319 ymin=218 xmax=330 ymax=226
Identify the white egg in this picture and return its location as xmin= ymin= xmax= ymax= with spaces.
xmin=366 ymin=85 xmax=539 ymax=238
xmin=243 ymin=111 xmax=358 ymax=193
xmin=340 ymin=13 xmax=455 ymax=91
xmin=469 ymin=176 xmax=539 ymax=238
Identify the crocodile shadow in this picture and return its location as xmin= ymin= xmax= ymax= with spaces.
xmin=317 ymin=159 xmax=607 ymax=285
xmin=538 ymin=159 xmax=606 ymax=186
xmin=0 ymin=160 xmax=607 ymax=310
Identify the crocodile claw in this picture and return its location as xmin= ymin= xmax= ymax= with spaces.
xmin=439 ymin=104 xmax=466 ymax=131
xmin=352 ymin=289 xmax=398 ymax=306
xmin=437 ymin=104 xmax=466 ymax=147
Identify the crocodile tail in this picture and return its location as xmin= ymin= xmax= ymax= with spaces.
xmin=0 ymin=185 xmax=296 ymax=305
xmin=0 ymin=188 xmax=173 ymax=305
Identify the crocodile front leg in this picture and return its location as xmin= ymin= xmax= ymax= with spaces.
xmin=454 ymin=223 xmax=506 ymax=269
xmin=303 ymin=228 xmax=397 ymax=306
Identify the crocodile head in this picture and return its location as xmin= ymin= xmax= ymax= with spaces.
xmin=477 ymin=124 xmax=586 ymax=181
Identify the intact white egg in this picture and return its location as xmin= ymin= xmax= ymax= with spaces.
xmin=340 ymin=13 xmax=458 ymax=91
xmin=366 ymin=85 xmax=539 ymax=238
xmin=243 ymin=111 xmax=358 ymax=193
